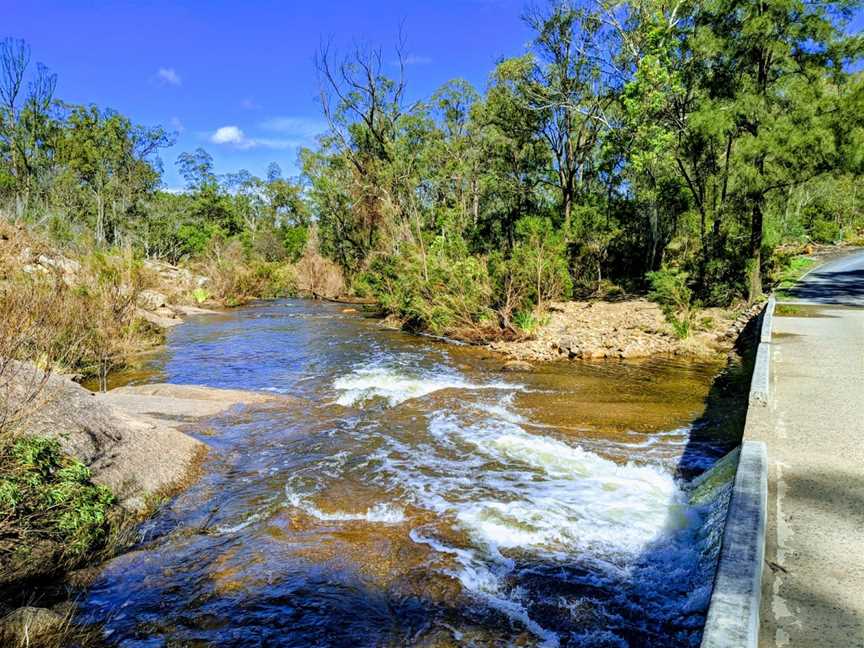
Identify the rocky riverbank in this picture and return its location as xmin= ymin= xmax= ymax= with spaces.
xmin=0 ymin=362 xmax=291 ymax=645
xmin=485 ymin=299 xmax=763 ymax=364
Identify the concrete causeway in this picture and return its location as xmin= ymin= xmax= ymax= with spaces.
xmin=752 ymin=249 xmax=864 ymax=646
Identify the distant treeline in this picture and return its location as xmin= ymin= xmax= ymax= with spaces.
xmin=2 ymin=0 xmax=863 ymax=336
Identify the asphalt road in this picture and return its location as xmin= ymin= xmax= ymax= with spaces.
xmin=787 ymin=248 xmax=864 ymax=306
xmin=753 ymin=248 xmax=864 ymax=646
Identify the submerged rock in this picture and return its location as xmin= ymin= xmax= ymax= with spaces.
xmin=501 ymin=360 xmax=534 ymax=372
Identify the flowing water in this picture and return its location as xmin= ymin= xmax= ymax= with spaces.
xmin=76 ymin=299 xmax=743 ymax=647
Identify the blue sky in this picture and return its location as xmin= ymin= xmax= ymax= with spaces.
xmin=5 ymin=2 xmax=863 ymax=189
xmin=4 ymin=0 xmax=532 ymax=188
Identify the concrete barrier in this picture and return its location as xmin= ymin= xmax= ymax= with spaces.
xmin=700 ymin=441 xmax=768 ymax=648
xmin=749 ymin=296 xmax=775 ymax=407
xmin=700 ymin=297 xmax=773 ymax=647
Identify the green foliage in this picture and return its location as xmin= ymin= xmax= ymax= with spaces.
xmin=3 ymin=9 xmax=863 ymax=333
xmin=359 ymin=236 xmax=496 ymax=336
xmin=280 ymin=224 xmax=309 ymax=262
xmin=647 ymin=267 xmax=698 ymax=339
xmin=0 ymin=437 xmax=116 ymax=559
xmin=191 ymin=287 xmax=210 ymax=304
xmin=509 ymin=216 xmax=572 ymax=309
xmin=512 ymin=310 xmax=548 ymax=335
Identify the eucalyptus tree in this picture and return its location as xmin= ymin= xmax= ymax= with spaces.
xmin=56 ymin=105 xmax=169 ymax=245
xmin=0 ymin=38 xmax=57 ymax=217
xmin=522 ymin=1 xmax=617 ymax=232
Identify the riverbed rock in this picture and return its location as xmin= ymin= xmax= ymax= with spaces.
xmin=500 ymin=360 xmax=534 ymax=372
xmin=379 ymin=314 xmax=404 ymax=330
xmin=486 ymin=298 xmax=753 ymax=363
xmin=137 ymin=288 xmax=169 ymax=310
xmin=5 ymin=362 xmax=286 ymax=513
xmin=0 ymin=606 xmax=66 ymax=646
xmin=171 ymin=304 xmax=220 ymax=316
xmin=135 ymin=306 xmax=183 ymax=328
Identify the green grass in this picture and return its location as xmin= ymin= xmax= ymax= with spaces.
xmin=775 ymin=256 xmax=817 ymax=300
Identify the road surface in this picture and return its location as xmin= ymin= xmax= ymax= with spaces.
xmin=753 ymin=249 xmax=864 ymax=646
xmin=787 ymin=248 xmax=864 ymax=306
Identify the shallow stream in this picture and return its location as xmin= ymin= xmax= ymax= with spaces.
xmin=77 ymin=299 xmax=743 ymax=647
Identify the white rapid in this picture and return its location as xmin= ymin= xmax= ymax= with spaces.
xmin=280 ymin=359 xmax=733 ymax=645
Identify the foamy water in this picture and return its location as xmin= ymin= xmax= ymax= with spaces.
xmin=305 ymin=361 xmax=729 ymax=644
xmin=79 ymin=302 xmax=735 ymax=647
xmin=332 ymin=362 xmax=519 ymax=406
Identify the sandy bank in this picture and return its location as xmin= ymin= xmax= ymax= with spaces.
xmin=485 ymin=299 xmax=762 ymax=363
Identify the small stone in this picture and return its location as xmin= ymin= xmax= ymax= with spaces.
xmin=341 ymin=307 xmax=358 ymax=314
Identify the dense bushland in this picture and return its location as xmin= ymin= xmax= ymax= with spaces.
xmin=300 ymin=1 xmax=864 ymax=335
xmin=2 ymin=0 xmax=863 ymax=341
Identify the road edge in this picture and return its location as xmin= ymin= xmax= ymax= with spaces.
xmin=700 ymin=298 xmax=773 ymax=647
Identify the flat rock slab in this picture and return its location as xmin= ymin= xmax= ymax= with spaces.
xmin=96 ymin=383 xmax=281 ymax=423
xmin=6 ymin=363 xmax=287 ymax=511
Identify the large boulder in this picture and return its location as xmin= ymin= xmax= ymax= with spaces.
xmin=5 ymin=361 xmax=205 ymax=512
xmin=136 ymin=289 xmax=168 ymax=311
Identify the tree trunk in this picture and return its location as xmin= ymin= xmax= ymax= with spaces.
xmin=748 ymin=198 xmax=764 ymax=302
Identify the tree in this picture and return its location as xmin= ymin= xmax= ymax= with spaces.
xmin=522 ymin=1 xmax=615 ymax=232
xmin=692 ymin=0 xmax=863 ymax=299
xmin=0 ymin=38 xmax=57 ymax=217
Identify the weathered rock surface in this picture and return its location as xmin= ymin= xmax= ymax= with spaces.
xmin=0 ymin=606 xmax=66 ymax=646
xmin=500 ymin=360 xmax=534 ymax=372
xmin=136 ymin=288 xmax=169 ymax=310
xmin=7 ymin=362 xmax=283 ymax=511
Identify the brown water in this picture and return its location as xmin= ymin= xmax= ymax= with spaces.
xmin=76 ymin=299 xmax=743 ymax=647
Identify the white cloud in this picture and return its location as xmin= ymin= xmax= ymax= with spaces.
xmin=211 ymin=125 xmax=251 ymax=147
xmin=259 ymin=116 xmax=326 ymax=138
xmin=156 ymin=67 xmax=182 ymax=86
xmin=209 ymin=125 xmax=299 ymax=150
xmin=169 ymin=116 xmax=184 ymax=133
xmin=403 ymin=55 xmax=433 ymax=66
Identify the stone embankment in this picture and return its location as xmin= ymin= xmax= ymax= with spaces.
xmin=488 ymin=299 xmax=763 ymax=362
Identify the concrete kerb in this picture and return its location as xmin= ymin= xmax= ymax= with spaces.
xmin=749 ymin=295 xmax=775 ymax=407
xmin=701 ymin=441 xmax=768 ymax=648
xmin=700 ymin=296 xmax=774 ymax=648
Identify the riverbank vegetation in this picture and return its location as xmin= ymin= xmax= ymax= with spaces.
xmin=3 ymin=1 xmax=863 ymax=343
xmin=304 ymin=1 xmax=864 ymax=335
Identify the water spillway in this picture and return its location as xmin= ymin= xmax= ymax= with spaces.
xmin=77 ymin=300 xmax=740 ymax=647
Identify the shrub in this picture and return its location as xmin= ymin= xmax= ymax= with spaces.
xmin=360 ymin=235 xmax=496 ymax=336
xmin=647 ymin=267 xmax=698 ymax=338
xmin=509 ymin=216 xmax=572 ymax=311
xmin=512 ymin=309 xmax=548 ymax=335
xmin=810 ymin=219 xmax=840 ymax=244
xmin=0 ymin=437 xmax=116 ymax=561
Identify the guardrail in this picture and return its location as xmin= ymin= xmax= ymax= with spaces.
xmin=700 ymin=297 xmax=773 ymax=647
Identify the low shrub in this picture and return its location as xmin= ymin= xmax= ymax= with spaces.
xmin=0 ymin=436 xmax=116 ymax=564
xmin=647 ymin=267 xmax=699 ymax=339
xmin=359 ymin=236 xmax=496 ymax=336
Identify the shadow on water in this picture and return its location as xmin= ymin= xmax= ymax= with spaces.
xmin=66 ymin=301 xmax=759 ymax=648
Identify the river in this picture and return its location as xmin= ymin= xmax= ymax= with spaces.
xmin=76 ymin=299 xmax=744 ymax=647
